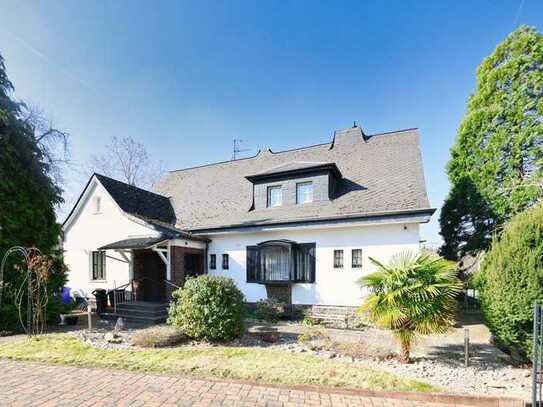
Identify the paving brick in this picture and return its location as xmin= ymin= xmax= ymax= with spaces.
xmin=0 ymin=360 xmax=465 ymax=407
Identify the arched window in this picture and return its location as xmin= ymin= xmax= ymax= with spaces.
xmin=259 ymin=241 xmax=293 ymax=281
xmin=246 ymin=240 xmax=315 ymax=283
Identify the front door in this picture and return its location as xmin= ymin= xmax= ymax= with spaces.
xmin=141 ymin=252 xmax=166 ymax=302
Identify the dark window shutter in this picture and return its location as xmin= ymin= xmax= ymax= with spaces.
xmin=295 ymin=243 xmax=316 ymax=283
xmin=246 ymin=246 xmax=259 ymax=282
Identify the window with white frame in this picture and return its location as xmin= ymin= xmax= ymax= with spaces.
xmin=352 ymin=249 xmax=362 ymax=268
xmin=333 ymin=250 xmax=344 ymax=268
xmin=91 ymin=250 xmax=106 ymax=280
xmin=296 ymin=182 xmax=313 ymax=204
xmin=222 ymin=253 xmax=229 ymax=270
xmin=267 ymin=185 xmax=282 ymax=207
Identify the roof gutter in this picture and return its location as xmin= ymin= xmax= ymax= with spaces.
xmin=189 ymin=208 xmax=436 ymax=235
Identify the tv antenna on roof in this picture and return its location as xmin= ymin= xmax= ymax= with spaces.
xmin=232 ymin=138 xmax=250 ymax=160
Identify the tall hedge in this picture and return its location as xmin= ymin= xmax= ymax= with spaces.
xmin=476 ymin=204 xmax=543 ymax=358
xmin=0 ymin=52 xmax=67 ymax=331
xmin=440 ymin=26 xmax=543 ymax=260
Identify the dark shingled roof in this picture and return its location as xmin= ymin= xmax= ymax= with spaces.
xmin=95 ymin=174 xmax=176 ymax=224
xmin=246 ymin=161 xmax=342 ymax=183
xmin=153 ymin=127 xmax=433 ymax=231
xmin=98 ymin=236 xmax=167 ymax=250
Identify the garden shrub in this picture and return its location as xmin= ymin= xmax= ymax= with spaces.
xmin=167 ymin=275 xmax=246 ymax=342
xmin=255 ymin=298 xmax=286 ymax=322
xmin=131 ymin=325 xmax=187 ymax=348
xmin=475 ymin=205 xmax=543 ymax=359
xmin=0 ymin=250 xmax=68 ymax=332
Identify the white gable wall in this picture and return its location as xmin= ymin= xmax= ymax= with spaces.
xmin=206 ymin=222 xmax=421 ymax=307
xmin=63 ymin=179 xmax=160 ymax=298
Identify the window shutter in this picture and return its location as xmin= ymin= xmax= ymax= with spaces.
xmin=246 ymin=246 xmax=259 ymax=282
xmin=295 ymin=243 xmax=316 ymax=283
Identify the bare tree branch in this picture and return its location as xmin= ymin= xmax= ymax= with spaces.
xmin=23 ymin=104 xmax=71 ymax=187
xmin=87 ymin=136 xmax=165 ymax=189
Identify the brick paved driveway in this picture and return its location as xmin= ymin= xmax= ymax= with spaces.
xmin=0 ymin=360 xmax=469 ymax=407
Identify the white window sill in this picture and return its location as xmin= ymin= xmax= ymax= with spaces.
xmin=89 ymin=279 xmax=107 ymax=283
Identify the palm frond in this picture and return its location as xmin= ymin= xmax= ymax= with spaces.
xmin=360 ymin=250 xmax=461 ymax=360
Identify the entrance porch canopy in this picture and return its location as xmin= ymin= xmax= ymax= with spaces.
xmin=98 ymin=236 xmax=168 ymax=251
xmin=98 ymin=232 xmax=208 ymax=291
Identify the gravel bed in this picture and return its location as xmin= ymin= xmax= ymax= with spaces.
xmin=65 ymin=318 xmax=531 ymax=401
xmin=272 ymin=341 xmax=530 ymax=400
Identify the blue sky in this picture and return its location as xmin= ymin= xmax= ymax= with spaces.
xmin=1 ymin=1 xmax=542 ymax=245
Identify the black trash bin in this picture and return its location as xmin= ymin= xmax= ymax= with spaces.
xmin=92 ymin=288 xmax=107 ymax=314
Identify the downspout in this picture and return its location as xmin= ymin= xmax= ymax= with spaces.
xmin=204 ymin=240 xmax=209 ymax=275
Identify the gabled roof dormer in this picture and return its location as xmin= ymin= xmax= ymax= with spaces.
xmin=245 ymin=161 xmax=343 ymax=210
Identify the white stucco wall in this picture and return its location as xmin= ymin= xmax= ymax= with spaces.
xmin=63 ymin=176 xmax=423 ymax=306
xmin=206 ymin=222 xmax=421 ymax=306
xmin=63 ymin=179 xmax=160 ymax=298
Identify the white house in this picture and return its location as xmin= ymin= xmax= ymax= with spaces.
xmin=62 ymin=125 xmax=434 ymax=319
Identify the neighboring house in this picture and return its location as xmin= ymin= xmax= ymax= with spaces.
xmin=62 ymin=125 xmax=434 ymax=311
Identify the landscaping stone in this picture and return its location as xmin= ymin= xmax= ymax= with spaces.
xmin=61 ymin=314 xmax=531 ymax=401
xmin=104 ymin=332 xmax=122 ymax=343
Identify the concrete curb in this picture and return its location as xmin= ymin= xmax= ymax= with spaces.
xmin=198 ymin=376 xmax=527 ymax=407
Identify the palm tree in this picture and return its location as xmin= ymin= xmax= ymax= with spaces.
xmin=359 ymin=251 xmax=462 ymax=363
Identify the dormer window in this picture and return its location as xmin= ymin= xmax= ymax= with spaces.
xmin=267 ymin=185 xmax=282 ymax=207
xmin=247 ymin=162 xmax=342 ymax=210
xmin=296 ymin=182 xmax=313 ymax=204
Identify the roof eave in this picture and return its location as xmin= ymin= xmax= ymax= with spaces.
xmin=245 ymin=163 xmax=343 ymax=183
xmin=189 ymin=208 xmax=436 ymax=234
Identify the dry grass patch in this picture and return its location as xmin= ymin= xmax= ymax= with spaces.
xmin=299 ymin=328 xmax=395 ymax=360
xmin=0 ymin=334 xmax=435 ymax=393
xmin=130 ymin=326 xmax=187 ymax=348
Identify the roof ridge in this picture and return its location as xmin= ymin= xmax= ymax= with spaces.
xmin=94 ymin=173 xmax=170 ymax=199
xmin=168 ymin=142 xmax=331 ymax=173
xmin=366 ymin=127 xmax=418 ymax=138
xmin=167 ymin=127 xmax=418 ymax=174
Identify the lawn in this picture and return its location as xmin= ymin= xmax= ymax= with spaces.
xmin=0 ymin=334 xmax=436 ymax=393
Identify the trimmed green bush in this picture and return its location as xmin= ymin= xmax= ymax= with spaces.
xmin=167 ymin=275 xmax=246 ymax=342
xmin=475 ymin=205 xmax=543 ymax=359
xmin=255 ymin=298 xmax=286 ymax=322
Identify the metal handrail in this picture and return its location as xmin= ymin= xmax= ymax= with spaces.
xmin=164 ymin=280 xmax=180 ymax=289
xmin=110 ymin=277 xmax=180 ymax=311
xmin=108 ymin=280 xmax=135 ymax=313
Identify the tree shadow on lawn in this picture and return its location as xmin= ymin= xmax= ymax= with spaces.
xmin=242 ymin=322 xmax=301 ymax=346
xmin=422 ymin=342 xmax=511 ymax=370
